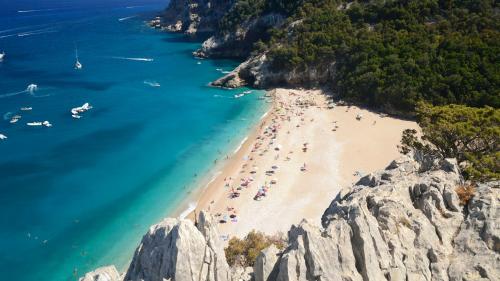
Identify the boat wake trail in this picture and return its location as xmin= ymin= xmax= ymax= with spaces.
xmin=18 ymin=9 xmax=57 ymax=13
xmin=118 ymin=15 xmax=138 ymax=22
xmin=0 ymin=84 xmax=38 ymax=99
xmin=0 ymin=90 xmax=28 ymax=99
xmin=144 ymin=80 xmax=161 ymax=87
xmin=111 ymin=56 xmax=154 ymax=62
xmin=17 ymin=28 xmax=57 ymax=37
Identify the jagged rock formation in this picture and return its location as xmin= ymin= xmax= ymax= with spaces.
xmin=79 ymin=266 xmax=120 ymax=281
xmin=157 ymin=0 xmax=233 ymax=34
xmin=253 ymin=154 xmax=499 ymax=280
xmin=123 ymin=211 xmax=231 ymax=281
xmin=82 ymin=154 xmax=499 ymax=281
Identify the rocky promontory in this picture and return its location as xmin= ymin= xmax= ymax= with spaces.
xmin=81 ymin=153 xmax=499 ymax=281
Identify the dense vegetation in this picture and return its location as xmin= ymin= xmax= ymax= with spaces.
xmin=264 ymin=0 xmax=499 ymax=113
xmin=224 ymin=230 xmax=285 ymax=267
xmin=219 ymin=0 xmax=304 ymax=33
xmin=400 ymin=102 xmax=499 ymax=181
xmin=213 ymin=0 xmax=500 ymax=182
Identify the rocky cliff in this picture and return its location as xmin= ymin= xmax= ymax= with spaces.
xmin=209 ymin=52 xmax=335 ymax=89
xmin=81 ymin=153 xmax=499 ymax=281
xmin=154 ymin=0 xmax=233 ymax=35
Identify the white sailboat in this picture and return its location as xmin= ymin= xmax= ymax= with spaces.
xmin=74 ymin=47 xmax=82 ymax=70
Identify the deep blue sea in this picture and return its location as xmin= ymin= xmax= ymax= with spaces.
xmin=0 ymin=1 xmax=267 ymax=280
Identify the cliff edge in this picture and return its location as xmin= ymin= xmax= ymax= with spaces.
xmin=81 ymin=153 xmax=499 ymax=281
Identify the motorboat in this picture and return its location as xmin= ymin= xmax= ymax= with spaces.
xmin=10 ymin=117 xmax=19 ymax=124
xmin=0 ymin=134 xmax=7 ymax=140
xmin=0 ymin=51 xmax=5 ymax=61
xmin=42 ymin=121 xmax=52 ymax=127
xmin=20 ymin=107 xmax=32 ymax=111
xmin=71 ymin=102 xmax=92 ymax=115
xmin=243 ymin=90 xmax=253 ymax=94
xmin=234 ymin=93 xmax=244 ymax=99
xmin=27 ymin=122 xmax=43 ymax=126
xmin=72 ymin=114 xmax=81 ymax=119
xmin=74 ymin=47 xmax=82 ymax=70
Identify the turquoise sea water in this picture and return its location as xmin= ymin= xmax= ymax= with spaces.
xmin=0 ymin=1 xmax=267 ymax=280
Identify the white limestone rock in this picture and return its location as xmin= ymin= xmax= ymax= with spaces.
xmin=79 ymin=266 xmax=120 ymax=281
xmin=123 ymin=211 xmax=231 ymax=281
xmin=254 ymin=244 xmax=280 ymax=281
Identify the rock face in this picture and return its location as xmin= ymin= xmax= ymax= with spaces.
xmin=252 ymin=154 xmax=499 ymax=281
xmin=194 ymin=13 xmax=285 ymax=59
xmin=158 ymin=0 xmax=233 ymax=34
xmin=79 ymin=266 xmax=120 ymax=281
xmin=82 ymin=154 xmax=499 ymax=281
xmin=210 ymin=51 xmax=335 ymax=89
xmin=253 ymin=244 xmax=280 ymax=281
xmin=123 ymin=211 xmax=231 ymax=281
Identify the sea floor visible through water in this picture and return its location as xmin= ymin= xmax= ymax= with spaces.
xmin=0 ymin=1 xmax=268 ymax=280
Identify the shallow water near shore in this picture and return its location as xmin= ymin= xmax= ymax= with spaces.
xmin=0 ymin=1 xmax=268 ymax=280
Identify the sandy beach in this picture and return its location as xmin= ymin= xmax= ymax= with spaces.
xmin=185 ymin=89 xmax=418 ymax=239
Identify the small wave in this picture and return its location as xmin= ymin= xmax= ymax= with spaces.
xmin=234 ymin=137 xmax=248 ymax=154
xmin=260 ymin=111 xmax=269 ymax=120
xmin=125 ymin=5 xmax=146 ymax=9
xmin=111 ymin=56 xmax=154 ymax=62
xmin=118 ymin=15 xmax=138 ymax=22
xmin=178 ymin=202 xmax=197 ymax=220
xmin=206 ymin=171 xmax=222 ymax=188
xmin=144 ymin=80 xmax=161 ymax=87
xmin=213 ymin=94 xmax=232 ymax=99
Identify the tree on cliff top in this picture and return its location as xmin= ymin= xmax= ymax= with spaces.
xmin=400 ymin=102 xmax=499 ymax=181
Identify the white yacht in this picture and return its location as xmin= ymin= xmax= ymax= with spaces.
xmin=27 ymin=122 xmax=43 ymax=126
xmin=0 ymin=134 xmax=7 ymax=140
xmin=234 ymin=94 xmax=244 ymax=99
xmin=0 ymin=51 xmax=5 ymax=61
xmin=20 ymin=107 xmax=32 ymax=111
xmin=71 ymin=102 xmax=92 ymax=116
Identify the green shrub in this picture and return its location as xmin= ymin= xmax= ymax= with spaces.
xmin=400 ymin=102 xmax=499 ymax=181
xmin=224 ymin=230 xmax=286 ymax=267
